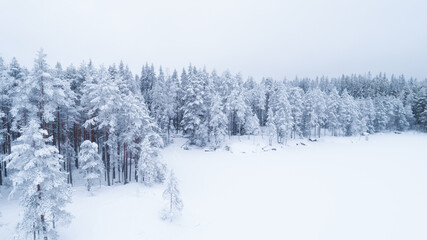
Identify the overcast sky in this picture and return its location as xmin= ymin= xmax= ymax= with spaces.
xmin=0 ymin=0 xmax=426 ymax=80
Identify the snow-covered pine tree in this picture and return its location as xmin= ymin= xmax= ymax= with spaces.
xmin=302 ymin=89 xmax=317 ymax=138
xmin=230 ymin=88 xmax=247 ymax=137
xmin=138 ymin=131 xmax=166 ymax=185
xmin=51 ymin=62 xmax=77 ymax=184
xmin=208 ymin=93 xmax=227 ymax=148
xmin=10 ymin=51 xmax=77 ymax=186
xmin=151 ymin=67 xmax=168 ymax=139
xmin=181 ymin=66 xmax=208 ymax=146
xmin=374 ymin=97 xmax=388 ymax=132
xmin=413 ymin=86 xmax=427 ymax=131
xmin=356 ymin=99 xmax=368 ymax=134
xmin=79 ymin=140 xmax=104 ymax=192
xmin=140 ymin=63 xmax=156 ymax=111
xmin=288 ymin=87 xmax=304 ymax=138
xmin=228 ymin=74 xmax=247 ymax=137
xmin=242 ymin=77 xmax=258 ymax=114
xmin=164 ymin=69 xmax=179 ymax=140
xmin=339 ymin=90 xmax=361 ymax=136
xmin=271 ymin=83 xmax=292 ymax=144
xmin=82 ymin=66 xmax=122 ymax=186
xmin=9 ymin=58 xmax=35 ymax=131
xmin=244 ymin=111 xmax=260 ymax=140
xmin=254 ymin=83 xmax=267 ymax=126
xmin=168 ymin=69 xmax=181 ymax=133
xmin=0 ymin=57 xmax=11 ymax=185
xmin=6 ymin=120 xmax=71 ymax=240
xmin=326 ymin=88 xmax=341 ymax=136
xmin=311 ymin=88 xmax=327 ymax=138
xmin=176 ymin=68 xmax=188 ymax=133
xmin=266 ymin=108 xmax=276 ymax=146
xmin=3 ymin=57 xmax=28 ymax=185
xmin=161 ymin=170 xmax=183 ymax=222
xmin=29 ymin=49 xmax=66 ymax=127
xmin=390 ymin=97 xmax=410 ymax=131
xmin=120 ymin=83 xmax=160 ymax=184
xmin=152 ymin=67 xmax=177 ymax=145
xmin=363 ymin=98 xmax=376 ymax=133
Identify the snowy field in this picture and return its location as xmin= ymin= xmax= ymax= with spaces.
xmin=1 ymin=132 xmax=427 ymax=240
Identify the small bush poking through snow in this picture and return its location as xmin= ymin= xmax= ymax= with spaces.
xmin=161 ymin=170 xmax=183 ymax=222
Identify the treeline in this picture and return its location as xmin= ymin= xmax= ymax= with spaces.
xmin=1 ymin=50 xmax=427 ymax=186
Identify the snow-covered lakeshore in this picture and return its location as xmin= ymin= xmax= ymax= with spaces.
xmin=1 ymin=132 xmax=426 ymax=240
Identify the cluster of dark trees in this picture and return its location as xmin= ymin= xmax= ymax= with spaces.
xmin=1 ymin=50 xmax=426 ymax=187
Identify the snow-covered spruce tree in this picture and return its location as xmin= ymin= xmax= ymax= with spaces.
xmin=6 ymin=120 xmax=71 ymax=240
xmin=79 ymin=140 xmax=104 ymax=192
xmin=138 ymin=131 xmax=166 ymax=185
xmin=161 ymin=170 xmax=183 ymax=222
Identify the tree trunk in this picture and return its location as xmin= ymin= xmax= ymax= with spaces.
xmin=74 ymin=123 xmax=79 ymax=168
xmin=129 ymin=152 xmax=132 ymax=183
xmin=41 ymin=74 xmax=45 ymax=130
xmin=107 ymin=144 xmax=110 ymax=186
xmin=67 ymin=115 xmax=73 ymax=185
xmin=135 ymin=155 xmax=138 ymax=182
xmin=5 ymin=120 xmax=11 ymax=177
xmin=103 ymin=120 xmax=111 ymax=186
xmin=167 ymin=118 xmax=171 ymax=145
xmin=90 ymin=115 xmax=95 ymax=142
xmin=0 ymin=162 xmax=2 ymax=185
xmin=57 ymin=110 xmax=61 ymax=153
xmin=118 ymin=145 xmax=121 ymax=183
xmin=37 ymin=184 xmax=47 ymax=240
xmin=124 ymin=143 xmax=127 ymax=184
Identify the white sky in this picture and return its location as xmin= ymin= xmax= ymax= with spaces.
xmin=0 ymin=0 xmax=426 ymax=80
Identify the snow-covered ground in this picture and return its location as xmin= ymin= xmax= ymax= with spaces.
xmin=1 ymin=132 xmax=427 ymax=240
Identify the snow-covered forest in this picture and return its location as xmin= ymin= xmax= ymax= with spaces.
xmin=0 ymin=50 xmax=427 ymax=239
xmin=1 ymin=49 xmax=427 ymax=187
